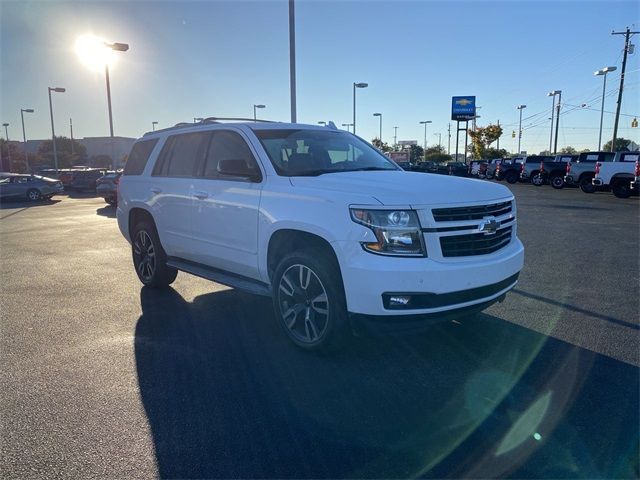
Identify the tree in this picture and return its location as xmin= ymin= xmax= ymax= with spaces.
xmin=560 ymin=146 xmax=577 ymax=154
xmin=424 ymin=152 xmax=452 ymax=163
xmin=603 ymin=137 xmax=632 ymax=152
xmin=425 ymin=145 xmax=446 ymax=155
xmin=468 ymin=124 xmax=503 ymax=159
xmin=371 ymin=138 xmax=392 ymax=153
xmin=409 ymin=144 xmax=424 ymax=163
xmin=37 ymin=136 xmax=87 ymax=169
xmin=484 ymin=147 xmax=509 ymax=159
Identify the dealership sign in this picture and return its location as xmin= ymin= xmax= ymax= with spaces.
xmin=451 ymin=96 xmax=476 ymax=121
xmin=397 ymin=140 xmax=418 ymax=146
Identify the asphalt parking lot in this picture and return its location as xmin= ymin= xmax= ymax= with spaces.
xmin=1 ymin=183 xmax=638 ymax=478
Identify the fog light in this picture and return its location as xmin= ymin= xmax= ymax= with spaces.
xmin=389 ymin=296 xmax=411 ymax=306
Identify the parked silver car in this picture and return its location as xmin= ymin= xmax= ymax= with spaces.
xmin=0 ymin=174 xmax=64 ymax=201
xmin=96 ymin=171 xmax=121 ymax=206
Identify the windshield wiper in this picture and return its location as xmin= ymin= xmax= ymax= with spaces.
xmin=340 ymin=166 xmax=397 ymax=172
xmin=290 ymin=170 xmax=329 ymax=177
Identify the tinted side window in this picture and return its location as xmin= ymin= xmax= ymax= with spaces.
xmin=123 ymin=139 xmax=158 ymax=175
xmin=166 ymin=132 xmax=209 ymax=177
xmin=600 ymin=152 xmax=615 ymax=162
xmin=202 ymin=130 xmax=261 ymax=181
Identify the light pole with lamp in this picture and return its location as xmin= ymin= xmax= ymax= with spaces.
xmin=547 ymin=90 xmax=561 ymax=153
xmin=342 ymin=123 xmax=353 ymax=132
xmin=373 ymin=113 xmax=382 ymax=144
xmin=317 ymin=121 xmax=327 ymax=126
xmin=2 ymin=123 xmax=8 ymax=140
xmin=434 ymin=132 xmax=442 ymax=149
xmin=393 ymin=126 xmax=398 ymax=149
xmin=516 ymin=105 xmax=526 ymax=154
xmin=594 ymin=67 xmax=617 ymax=150
xmin=20 ymin=109 xmax=34 ymax=172
xmin=419 ymin=120 xmax=432 ymax=161
xmin=352 ymin=82 xmax=368 ymax=134
xmin=152 ymin=121 xmax=158 ymax=131
xmin=253 ymin=104 xmax=265 ymax=121
xmin=193 ymin=117 xmax=203 ymax=123
xmin=48 ymin=87 xmax=66 ymax=173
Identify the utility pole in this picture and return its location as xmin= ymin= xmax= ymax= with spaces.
xmin=496 ymin=120 xmax=500 ymax=150
xmin=447 ymin=123 xmax=451 ymax=154
xmin=553 ymin=91 xmax=562 ymax=154
xmin=611 ymin=27 xmax=638 ymax=152
xmin=393 ymin=126 xmax=398 ymax=149
xmin=289 ymin=0 xmax=297 ymax=123
xmin=70 ymin=118 xmax=74 ymax=157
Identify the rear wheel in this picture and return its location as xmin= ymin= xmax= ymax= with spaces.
xmin=26 ymin=188 xmax=42 ymax=202
xmin=579 ymin=176 xmax=596 ymax=193
xmin=531 ymin=172 xmax=544 ymax=186
xmin=612 ymin=181 xmax=631 ymax=199
xmin=272 ymin=249 xmax=349 ymax=351
xmin=550 ymin=175 xmax=564 ymax=189
xmin=506 ymin=171 xmax=519 ymax=184
xmin=131 ymin=219 xmax=178 ymax=287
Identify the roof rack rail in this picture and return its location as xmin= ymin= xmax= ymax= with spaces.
xmin=201 ymin=117 xmax=275 ymax=123
xmin=143 ymin=117 xmax=279 ymax=137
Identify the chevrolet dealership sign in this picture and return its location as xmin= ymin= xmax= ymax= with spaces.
xmin=451 ymin=96 xmax=476 ymax=121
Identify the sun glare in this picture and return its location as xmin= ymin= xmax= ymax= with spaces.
xmin=75 ymin=34 xmax=116 ymax=72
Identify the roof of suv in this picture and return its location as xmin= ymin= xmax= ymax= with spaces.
xmin=143 ymin=120 xmax=338 ymax=138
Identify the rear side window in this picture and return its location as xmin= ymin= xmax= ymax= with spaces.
xmin=123 ymin=139 xmax=158 ymax=176
xmin=153 ymin=132 xmax=209 ymax=177
xmin=620 ymin=153 xmax=639 ymax=162
xmin=201 ymin=130 xmax=261 ymax=181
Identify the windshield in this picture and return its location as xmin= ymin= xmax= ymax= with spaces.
xmin=254 ymin=129 xmax=399 ymax=176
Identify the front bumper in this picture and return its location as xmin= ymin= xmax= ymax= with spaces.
xmin=334 ymin=238 xmax=524 ymax=317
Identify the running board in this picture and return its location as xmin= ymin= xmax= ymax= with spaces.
xmin=166 ymin=257 xmax=271 ymax=296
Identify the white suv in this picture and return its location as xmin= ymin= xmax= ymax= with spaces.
xmin=117 ymin=119 xmax=524 ymax=350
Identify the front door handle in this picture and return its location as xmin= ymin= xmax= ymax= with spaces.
xmin=150 ymin=187 xmax=162 ymax=194
xmin=193 ymin=191 xmax=209 ymax=200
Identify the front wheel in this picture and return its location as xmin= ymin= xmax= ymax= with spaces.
xmin=131 ymin=220 xmax=178 ymax=287
xmin=612 ymin=181 xmax=631 ymax=199
xmin=550 ymin=175 xmax=564 ymax=189
xmin=26 ymin=189 xmax=42 ymax=202
xmin=272 ymin=249 xmax=349 ymax=351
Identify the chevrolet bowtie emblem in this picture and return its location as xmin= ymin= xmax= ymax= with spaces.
xmin=455 ymin=99 xmax=473 ymax=106
xmin=478 ymin=216 xmax=500 ymax=235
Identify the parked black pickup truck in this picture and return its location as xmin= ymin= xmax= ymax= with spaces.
xmin=495 ymin=157 xmax=525 ymax=183
xmin=528 ymin=154 xmax=577 ymax=188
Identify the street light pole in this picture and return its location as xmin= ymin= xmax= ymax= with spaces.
xmin=547 ymin=92 xmax=556 ymax=153
xmin=152 ymin=121 xmax=158 ymax=131
xmin=434 ymin=133 xmax=442 ymax=149
xmin=48 ymin=87 xmax=66 ymax=173
xmin=594 ymin=67 xmax=617 ymax=150
xmin=516 ymin=105 xmax=526 ymax=154
xmin=70 ymin=118 xmax=74 ymax=157
xmin=352 ymin=82 xmax=368 ymax=134
xmin=393 ymin=126 xmax=398 ymax=149
xmin=21 ymin=109 xmax=34 ymax=173
xmin=2 ymin=123 xmax=8 ymax=140
xmin=553 ymin=91 xmax=562 ymax=154
xmin=253 ymin=104 xmax=265 ymax=121
xmin=419 ymin=121 xmax=432 ymax=161
xmin=289 ymin=0 xmax=297 ymax=123
xmin=103 ymin=41 xmax=129 ymax=169
xmin=373 ymin=113 xmax=382 ymax=144
xmin=341 ymin=123 xmax=353 ymax=132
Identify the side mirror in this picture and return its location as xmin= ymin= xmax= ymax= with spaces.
xmin=218 ymin=159 xmax=260 ymax=181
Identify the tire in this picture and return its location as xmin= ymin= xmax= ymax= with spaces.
xmin=612 ymin=181 xmax=631 ymax=199
xmin=506 ymin=171 xmax=519 ymax=184
xmin=550 ymin=175 xmax=564 ymax=189
xmin=579 ymin=176 xmax=596 ymax=194
xmin=131 ymin=219 xmax=178 ymax=287
xmin=26 ymin=188 xmax=42 ymax=202
xmin=531 ymin=173 xmax=544 ymax=186
xmin=105 ymin=197 xmax=117 ymax=206
xmin=272 ymin=249 xmax=349 ymax=351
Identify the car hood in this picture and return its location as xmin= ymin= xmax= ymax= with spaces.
xmin=289 ymin=170 xmax=513 ymax=206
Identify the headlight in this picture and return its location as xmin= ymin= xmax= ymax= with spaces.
xmin=350 ymin=208 xmax=426 ymax=256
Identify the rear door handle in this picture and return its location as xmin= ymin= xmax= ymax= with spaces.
xmin=150 ymin=187 xmax=162 ymax=194
xmin=193 ymin=191 xmax=209 ymax=200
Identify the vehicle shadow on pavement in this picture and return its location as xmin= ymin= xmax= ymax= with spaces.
xmin=134 ymin=287 xmax=639 ymax=479
xmin=96 ymin=205 xmax=116 ymax=218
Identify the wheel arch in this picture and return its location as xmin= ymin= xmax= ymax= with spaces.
xmin=128 ymin=207 xmax=156 ymax=239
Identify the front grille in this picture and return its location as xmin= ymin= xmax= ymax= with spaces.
xmin=432 ymin=201 xmax=512 ymax=222
xmin=440 ymin=226 xmax=512 ymax=257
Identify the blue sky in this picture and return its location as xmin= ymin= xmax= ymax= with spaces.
xmin=1 ymin=0 xmax=639 ymax=154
